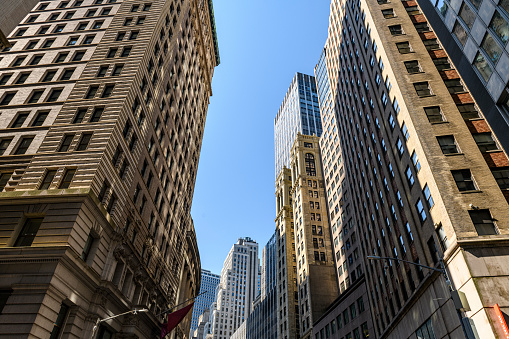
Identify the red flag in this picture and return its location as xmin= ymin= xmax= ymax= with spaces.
xmin=160 ymin=302 xmax=194 ymax=339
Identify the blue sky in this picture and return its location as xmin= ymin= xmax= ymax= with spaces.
xmin=191 ymin=1 xmax=331 ymax=275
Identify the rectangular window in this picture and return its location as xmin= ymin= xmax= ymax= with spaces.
xmin=15 ymin=73 xmax=30 ymax=84
xmin=444 ymin=79 xmax=465 ymax=93
xmin=106 ymin=48 xmax=117 ymax=58
xmin=60 ymin=69 xmax=74 ymax=81
xmin=11 ymin=113 xmax=29 ymax=128
xmin=32 ymin=111 xmax=49 ymax=126
xmin=46 ymin=89 xmax=63 ymax=102
xmin=42 ymin=70 xmax=57 ymax=82
xmin=473 ymin=51 xmax=493 ymax=82
xmin=72 ymin=50 xmax=85 ymax=61
xmin=453 ymin=21 xmax=468 ymax=46
xmin=101 ymin=84 xmax=114 ymax=97
xmin=404 ymin=60 xmax=421 ymax=73
xmin=459 ymin=3 xmax=476 ymax=28
xmin=423 ymin=38 xmax=440 ymax=50
xmin=411 ymin=151 xmax=421 ymax=172
xmin=49 ymin=303 xmax=70 ymax=339
xmin=55 ymin=52 xmax=68 ymax=63
xmin=0 ymin=92 xmax=16 ymax=105
xmin=0 ymin=138 xmax=12 ymax=155
xmin=452 ymin=169 xmax=476 ymax=191
xmin=389 ymin=25 xmax=404 ymax=35
xmin=382 ymin=9 xmax=395 ymax=18
xmin=433 ymin=57 xmax=451 ymax=71
xmin=14 ymin=218 xmax=44 ymax=247
xmin=27 ymin=90 xmax=44 ymax=104
xmin=73 ymin=108 xmax=87 ymax=123
xmin=414 ymin=82 xmax=432 ymax=96
xmin=457 ymin=103 xmax=480 ymax=120
xmin=492 ymin=168 xmax=509 ymax=189
xmin=81 ymin=233 xmax=95 ymax=261
xmin=405 ymin=166 xmax=414 ymax=186
xmin=469 ymin=209 xmax=498 ymax=235
xmin=85 ymin=86 xmax=99 ymax=99
xmin=437 ymin=135 xmax=459 ymax=154
xmin=76 ymin=133 xmax=92 ymax=151
xmin=424 ymin=106 xmax=443 ymax=123
xmin=121 ymin=46 xmax=132 ymax=57
xmin=473 ymin=132 xmax=498 ymax=152
xmin=416 ymin=199 xmax=427 ymax=222
xmin=423 ymin=184 xmax=434 ymax=208
xmin=59 ymin=134 xmax=74 ymax=152
xmin=14 ymin=137 xmax=34 ymax=155
xmin=0 ymin=172 xmax=13 ymax=191
xmin=89 ymin=107 xmax=103 ymax=122
xmin=436 ymin=224 xmax=449 ymax=251
xmin=490 ymin=11 xmax=509 ymax=45
xmin=40 ymin=170 xmax=57 ymax=189
xmin=59 ymin=169 xmax=76 ymax=189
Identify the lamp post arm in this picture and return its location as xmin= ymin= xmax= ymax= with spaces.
xmin=91 ymin=308 xmax=148 ymax=339
xmin=367 ymin=256 xmax=444 ymax=273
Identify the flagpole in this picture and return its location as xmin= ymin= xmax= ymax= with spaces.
xmin=157 ymin=291 xmax=207 ymax=317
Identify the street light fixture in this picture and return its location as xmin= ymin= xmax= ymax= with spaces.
xmin=91 ymin=308 xmax=149 ymax=339
xmin=366 ymin=255 xmax=445 ymax=274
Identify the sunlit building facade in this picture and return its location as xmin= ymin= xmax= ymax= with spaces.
xmin=0 ymin=0 xmax=219 ymax=338
xmin=190 ymin=269 xmax=220 ymax=337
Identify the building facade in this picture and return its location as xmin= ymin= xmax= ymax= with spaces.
xmin=274 ymin=72 xmax=323 ymax=178
xmin=190 ymin=269 xmax=220 ymax=337
xmin=313 ymin=0 xmax=509 ymax=337
xmin=0 ymin=0 xmax=219 ymax=338
xmin=0 ymin=0 xmax=40 ymax=48
xmin=415 ymin=0 xmax=509 ymax=153
xmin=211 ymin=237 xmax=259 ymax=339
xmin=275 ymin=134 xmax=338 ymax=339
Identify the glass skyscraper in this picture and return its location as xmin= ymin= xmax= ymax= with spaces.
xmin=274 ymin=72 xmax=322 ymax=178
xmin=190 ymin=269 xmax=220 ymax=337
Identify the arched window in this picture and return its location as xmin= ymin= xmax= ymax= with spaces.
xmin=305 ymin=153 xmax=316 ymax=176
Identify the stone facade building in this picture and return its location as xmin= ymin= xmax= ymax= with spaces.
xmin=275 ymin=134 xmax=338 ymax=339
xmin=313 ymin=0 xmax=509 ymax=337
xmin=0 ymin=0 xmax=219 ymax=338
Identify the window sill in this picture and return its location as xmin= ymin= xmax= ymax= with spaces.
xmin=459 ymin=190 xmax=482 ymax=194
xmin=417 ymin=94 xmax=436 ymax=98
xmin=430 ymin=121 xmax=449 ymax=125
xmin=482 ymin=149 xmax=502 ymax=154
xmin=444 ymin=152 xmax=464 ymax=156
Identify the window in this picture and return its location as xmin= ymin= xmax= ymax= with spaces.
xmin=59 ymin=134 xmax=74 ymax=152
xmin=492 ymin=168 xmax=509 ymax=189
xmin=86 ymin=9 xmax=97 ymax=17
xmin=93 ymin=21 xmax=103 ymax=29
xmin=112 ymin=65 xmax=123 ymax=76
xmin=40 ymin=170 xmax=57 ymax=189
xmin=14 ymin=137 xmax=34 ymax=155
xmin=49 ymin=13 xmax=60 ymax=21
xmin=473 ymin=51 xmax=493 ymax=81
xmin=60 ymin=69 xmax=74 ymax=81
xmin=64 ymin=11 xmax=75 ymax=19
xmin=124 ymin=17 xmax=133 ymax=26
xmin=83 ymin=35 xmax=95 ymax=44
xmin=121 ymin=46 xmax=132 ymax=57
xmin=101 ymin=7 xmax=111 ymax=15
xmin=42 ymin=70 xmax=57 ymax=82
xmin=423 ymin=38 xmax=440 ymax=51
xmin=101 ymin=84 xmax=114 ymax=97
xmin=401 ymin=122 xmax=409 ymax=140
xmin=305 ymin=153 xmax=316 ymax=176
xmin=406 ymin=5 xmax=420 ymax=14
xmin=49 ymin=303 xmax=70 ymax=339
xmin=25 ymin=41 xmax=38 ymax=50
xmin=415 ymin=22 xmax=430 ymax=32
xmin=81 ymin=233 xmax=95 ymax=261
xmin=452 ymin=169 xmax=476 ymax=191
xmin=404 ymin=60 xmax=421 ymax=73
xmin=397 ymin=138 xmax=404 ymax=155
xmin=72 ymin=50 xmax=85 ymax=61
xmin=389 ymin=24 xmax=403 ymax=35
xmin=416 ymin=318 xmax=436 ymax=339
xmin=437 ymin=135 xmax=459 ymax=154
xmin=89 ymin=107 xmax=103 ymax=122
xmin=436 ymin=224 xmax=449 ymax=251
xmin=143 ymin=3 xmax=152 ymax=10
xmin=414 ymin=82 xmax=432 ymax=97
xmin=490 ymin=11 xmax=509 ymax=46
xmin=396 ymin=41 xmax=412 ymax=53
xmin=424 ymin=106 xmax=443 ymax=123
xmin=482 ymin=32 xmax=503 ymax=64
xmin=405 ymin=166 xmax=414 ymax=186
xmin=453 ymin=21 xmax=468 ymax=46
xmin=76 ymin=22 xmax=88 ymax=31
xmin=129 ymin=31 xmax=139 ymax=40
xmin=131 ymin=4 xmax=139 ymax=11
xmin=457 ymin=103 xmax=480 ymax=120
xmin=38 ymin=26 xmax=50 ymax=34
xmin=11 ymin=113 xmax=29 ymax=128
xmin=12 ymin=56 xmax=26 ymax=67
xmin=97 ymin=66 xmax=108 ymax=77
xmin=444 ymin=79 xmax=465 ymax=93
xmin=136 ymin=16 xmax=146 ymax=25
xmin=27 ymin=15 xmax=39 ymax=23
xmin=85 ymin=85 xmax=99 ymax=99
xmin=15 ymin=72 xmax=30 ymax=85
xmin=0 ymin=138 xmax=12 ymax=155
xmin=76 ymin=133 xmax=92 ymax=151
xmin=67 ymin=36 xmax=79 ymax=46
xmin=382 ymin=9 xmax=395 ymax=18
xmin=473 ymin=132 xmax=498 ymax=152
xmin=14 ymin=218 xmax=44 ymax=247
xmin=0 ymin=92 xmax=15 ymax=106
xmin=73 ymin=108 xmax=87 ymax=123
xmin=55 ymin=52 xmax=68 ymax=63
xmin=0 ymin=74 xmax=11 ymax=85
xmin=32 ymin=111 xmax=49 ymax=126
xmin=59 ymin=169 xmax=76 ymax=188
xmin=46 ymin=89 xmax=63 ymax=102
xmin=116 ymin=32 xmax=126 ymax=41
xmin=469 ymin=209 xmax=498 ymax=235
xmin=423 ymin=184 xmax=434 ymax=208
xmin=412 ymin=151 xmax=421 ymax=172
xmin=459 ymin=3 xmax=476 ymax=29
xmin=416 ymin=199 xmax=426 ymax=222
xmin=0 ymin=172 xmax=12 ymax=191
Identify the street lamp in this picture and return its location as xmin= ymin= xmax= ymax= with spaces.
xmin=367 ymin=255 xmax=445 ymax=274
xmin=91 ymin=308 xmax=148 ymax=339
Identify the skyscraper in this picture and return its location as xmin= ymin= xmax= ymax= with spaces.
xmin=0 ymin=0 xmax=40 ymax=47
xmin=415 ymin=0 xmax=509 ymax=153
xmin=274 ymin=72 xmax=322 ymax=178
xmin=0 ymin=0 xmax=219 ymax=338
xmin=313 ymin=0 xmax=509 ymax=337
xmin=190 ymin=269 xmax=220 ymax=337
xmin=211 ymin=237 xmax=259 ymax=339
